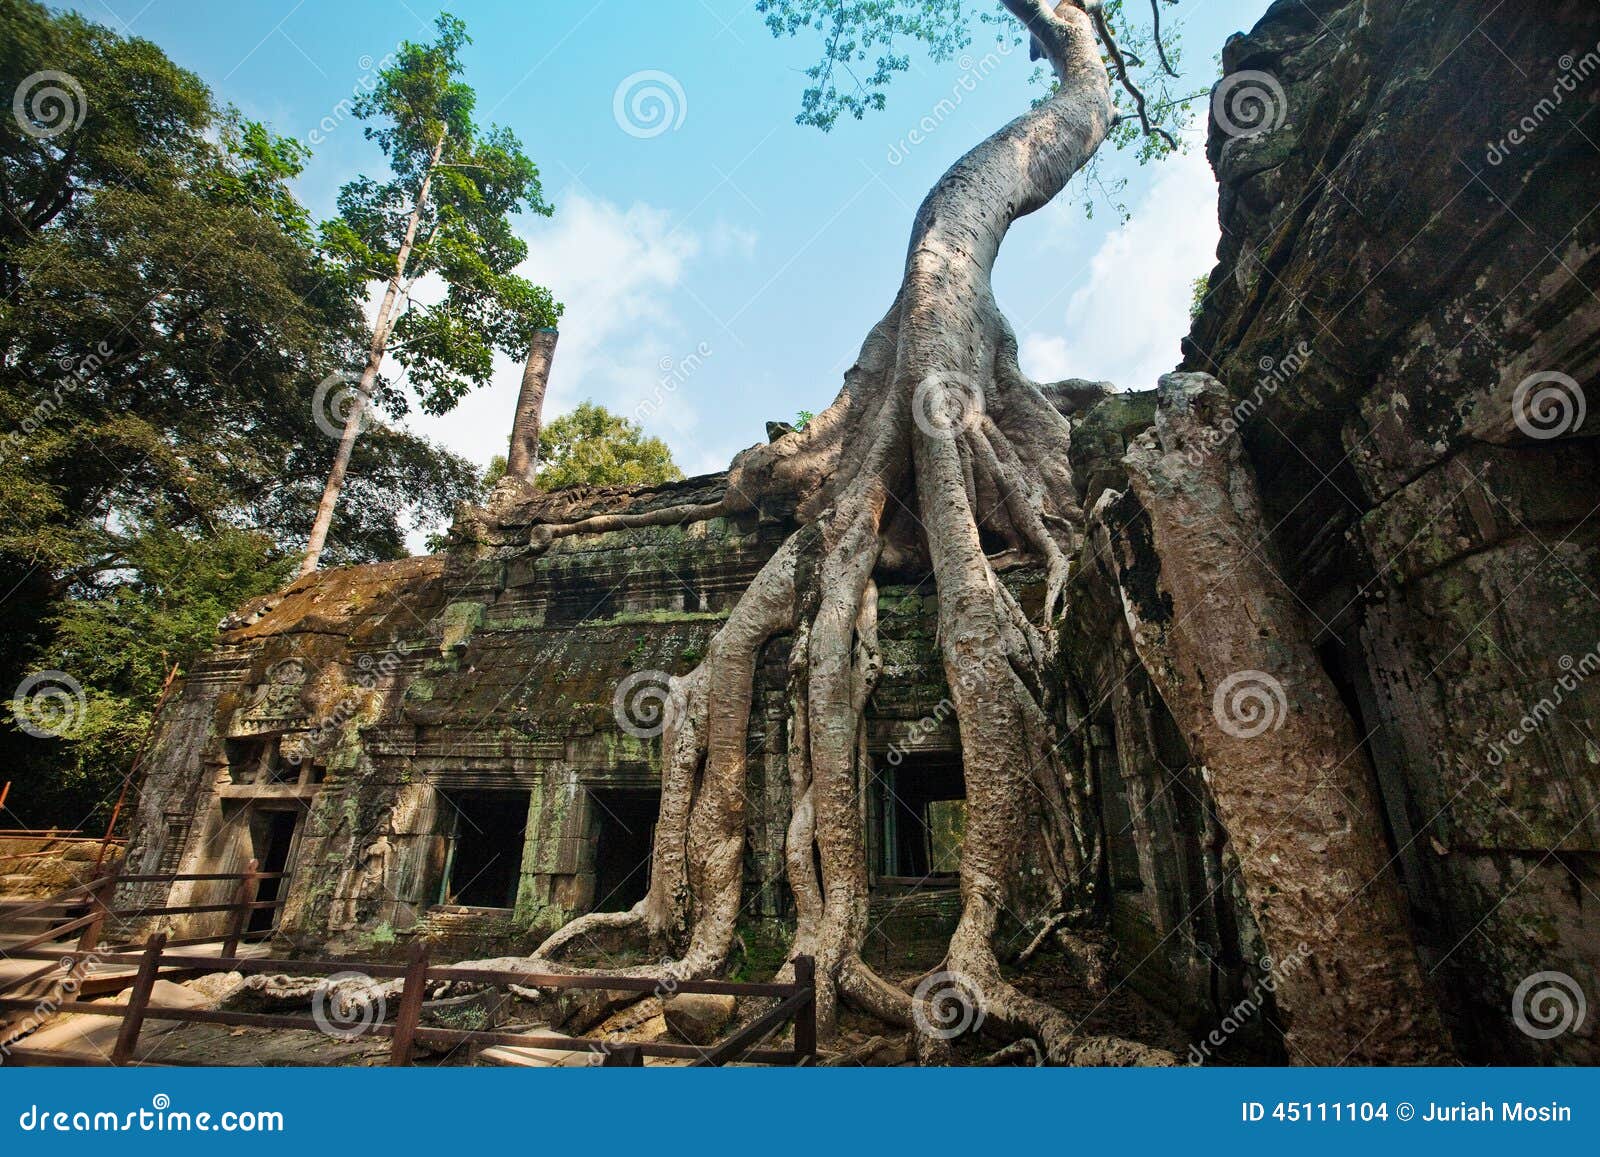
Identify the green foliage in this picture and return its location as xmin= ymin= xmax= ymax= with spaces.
xmin=0 ymin=0 xmax=482 ymax=824
xmin=794 ymin=409 xmax=815 ymax=430
xmin=756 ymin=0 xmax=972 ymax=131
xmin=536 ymin=403 xmax=684 ymax=491
xmin=481 ymin=453 xmax=509 ymax=491
xmin=51 ymin=521 xmax=292 ymax=695
xmin=9 ymin=522 xmax=293 ymax=822
xmin=322 ymin=12 xmax=561 ymax=419
xmin=758 ymin=0 xmax=1201 ymax=218
xmin=1189 ymin=271 xmax=1209 ymax=320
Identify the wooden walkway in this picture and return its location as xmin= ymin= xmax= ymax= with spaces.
xmin=1 ymin=938 xmax=271 ymax=999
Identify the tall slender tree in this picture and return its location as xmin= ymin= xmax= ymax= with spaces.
xmin=0 ymin=0 xmax=481 ymax=824
xmin=301 ymin=13 xmax=560 ymax=574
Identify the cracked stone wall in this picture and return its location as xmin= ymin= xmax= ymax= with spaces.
xmin=1066 ymin=0 xmax=1599 ymax=1062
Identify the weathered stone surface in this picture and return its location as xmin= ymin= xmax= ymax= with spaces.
xmin=661 ymin=992 xmax=736 ymax=1045
xmin=1172 ymin=0 xmax=1600 ymax=1062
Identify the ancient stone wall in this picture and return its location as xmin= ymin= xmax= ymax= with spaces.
xmin=1066 ymin=0 xmax=1600 ymax=1062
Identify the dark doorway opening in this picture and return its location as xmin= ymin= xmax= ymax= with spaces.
xmin=439 ymin=790 xmax=528 ymax=909
xmin=873 ymin=756 xmax=965 ymax=884
xmin=248 ymin=809 xmax=300 ymax=933
xmin=590 ymin=789 xmax=658 ymax=912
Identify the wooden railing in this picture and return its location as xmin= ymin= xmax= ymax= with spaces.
xmin=0 ymin=860 xmax=286 ymax=959
xmin=0 ymin=828 xmax=87 ymax=838
xmin=0 ymin=936 xmax=818 ymax=1068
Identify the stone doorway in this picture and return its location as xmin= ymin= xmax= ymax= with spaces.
xmin=247 ymin=807 xmax=301 ymax=933
xmin=872 ymin=755 xmax=965 ymax=886
xmin=437 ymin=790 xmax=529 ymax=909
xmin=589 ymin=788 xmax=658 ymax=912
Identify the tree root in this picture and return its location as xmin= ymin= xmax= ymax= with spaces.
xmin=464 ymin=2 xmax=1183 ymax=1066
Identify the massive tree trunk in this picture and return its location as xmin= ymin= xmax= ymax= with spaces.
xmin=465 ymin=0 xmax=1161 ymax=1065
xmin=462 ymin=0 xmax=1445 ymax=1066
xmin=1096 ymin=373 xmax=1452 ymax=1064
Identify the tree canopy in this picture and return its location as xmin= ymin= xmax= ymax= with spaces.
xmin=534 ymin=402 xmax=684 ymax=491
xmin=0 ymin=0 xmax=479 ymax=824
xmin=320 ymin=13 xmax=561 ymax=420
xmin=758 ymin=0 xmax=1197 ymax=215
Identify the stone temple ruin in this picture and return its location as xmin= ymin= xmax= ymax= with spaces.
xmin=117 ymin=460 xmax=1003 ymax=972
xmin=115 ymin=0 xmax=1599 ymax=1065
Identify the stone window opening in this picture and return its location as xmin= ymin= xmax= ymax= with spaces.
xmin=435 ymin=789 xmax=529 ymax=910
xmin=588 ymin=788 xmax=658 ymax=913
xmin=871 ymin=755 xmax=965 ymax=887
xmin=225 ymin=736 xmax=322 ymax=787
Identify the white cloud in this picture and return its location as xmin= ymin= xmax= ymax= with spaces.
xmin=708 ymin=220 xmax=759 ymax=260
xmin=397 ymin=187 xmax=708 ymax=473
xmin=1018 ymin=144 xmax=1219 ymax=391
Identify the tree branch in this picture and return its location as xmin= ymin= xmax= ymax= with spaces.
xmin=1000 ymin=0 xmax=1074 ymax=78
xmin=1089 ymin=3 xmax=1177 ymax=150
xmin=1150 ymin=0 xmax=1179 ymax=77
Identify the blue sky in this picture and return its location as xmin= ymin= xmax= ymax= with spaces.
xmin=72 ymin=0 xmax=1272 ymax=538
